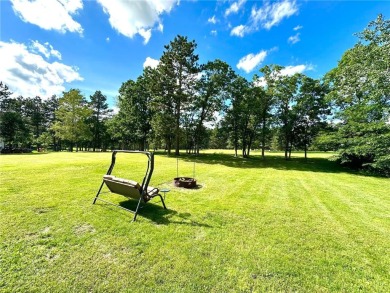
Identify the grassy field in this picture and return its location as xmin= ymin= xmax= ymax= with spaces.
xmin=0 ymin=150 xmax=389 ymax=292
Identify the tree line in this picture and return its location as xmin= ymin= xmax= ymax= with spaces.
xmin=0 ymin=86 xmax=113 ymax=152
xmin=0 ymin=15 xmax=388 ymax=175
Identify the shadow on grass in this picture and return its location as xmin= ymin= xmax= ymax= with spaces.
xmin=118 ymin=199 xmax=211 ymax=227
xmin=157 ymin=151 xmax=368 ymax=177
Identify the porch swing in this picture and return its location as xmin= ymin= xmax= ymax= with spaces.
xmin=93 ymin=150 xmax=166 ymax=221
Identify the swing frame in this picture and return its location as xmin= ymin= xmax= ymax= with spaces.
xmin=93 ymin=150 xmax=166 ymax=221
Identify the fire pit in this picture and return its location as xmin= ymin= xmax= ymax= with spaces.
xmin=173 ymin=177 xmax=197 ymax=189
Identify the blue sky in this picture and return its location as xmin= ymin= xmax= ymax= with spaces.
xmin=1 ymin=0 xmax=389 ymax=108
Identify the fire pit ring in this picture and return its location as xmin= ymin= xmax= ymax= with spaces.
xmin=173 ymin=177 xmax=197 ymax=189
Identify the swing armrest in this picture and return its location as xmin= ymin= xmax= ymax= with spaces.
xmin=147 ymin=186 xmax=159 ymax=196
xmin=143 ymin=186 xmax=160 ymax=201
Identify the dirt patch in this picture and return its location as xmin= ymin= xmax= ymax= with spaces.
xmin=74 ymin=223 xmax=95 ymax=235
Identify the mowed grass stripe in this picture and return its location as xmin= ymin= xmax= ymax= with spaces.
xmin=306 ymin=172 xmax=390 ymax=281
xmin=312 ymin=173 xmax=389 ymax=237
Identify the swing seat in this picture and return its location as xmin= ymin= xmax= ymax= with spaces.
xmin=103 ymin=175 xmax=160 ymax=202
xmin=93 ymin=151 xmax=167 ymax=221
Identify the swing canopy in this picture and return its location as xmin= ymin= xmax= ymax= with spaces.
xmin=93 ymin=150 xmax=166 ymax=221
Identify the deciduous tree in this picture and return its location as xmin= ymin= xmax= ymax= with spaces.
xmin=116 ymin=72 xmax=153 ymax=151
xmin=224 ymin=76 xmax=249 ymax=157
xmin=325 ymin=14 xmax=390 ymax=174
xmin=52 ymin=89 xmax=92 ymax=152
xmin=192 ymin=59 xmax=235 ymax=154
xmin=292 ymin=76 xmax=330 ymax=159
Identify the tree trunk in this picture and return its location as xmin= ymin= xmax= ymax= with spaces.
xmin=284 ymin=141 xmax=287 ymax=159
xmin=261 ymin=117 xmax=266 ymax=159
xmin=247 ymin=133 xmax=254 ymax=157
xmin=175 ymin=95 xmax=181 ymax=156
xmin=284 ymin=127 xmax=290 ymax=160
xmin=175 ymin=131 xmax=180 ymax=155
xmin=304 ymin=126 xmax=308 ymax=161
xmin=195 ymin=122 xmax=201 ymax=156
xmin=304 ymin=144 xmax=307 ymax=160
xmin=166 ymin=137 xmax=172 ymax=155
xmin=242 ymin=140 xmax=247 ymax=158
xmin=58 ymin=139 xmax=62 ymax=152
xmin=233 ymin=120 xmax=238 ymax=157
xmin=53 ymin=136 xmax=58 ymax=151
xmin=285 ymin=142 xmax=289 ymax=160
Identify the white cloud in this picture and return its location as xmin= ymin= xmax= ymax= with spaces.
xmin=97 ymin=0 xmax=177 ymax=44
xmin=237 ymin=50 xmax=268 ymax=73
xmin=228 ymin=1 xmax=298 ymax=37
xmin=204 ymin=111 xmax=223 ymax=129
xmin=230 ymin=25 xmax=247 ymax=37
xmin=253 ymin=77 xmax=267 ymax=87
xmin=0 ymin=40 xmax=83 ymax=99
xmin=106 ymin=37 xmax=110 ymax=42
xmin=293 ymin=25 xmax=303 ymax=31
xmin=211 ymin=30 xmax=218 ymax=36
xmin=30 ymin=40 xmax=62 ymax=60
xmin=10 ymin=0 xmax=83 ymax=34
xmin=254 ymin=64 xmax=313 ymax=87
xmin=139 ymin=29 xmax=152 ymax=45
xmin=111 ymin=105 xmax=120 ymax=115
xmin=208 ymin=15 xmax=218 ymax=24
xmin=225 ymin=0 xmax=246 ymax=17
xmin=143 ymin=57 xmax=159 ymax=69
xmin=280 ymin=64 xmax=313 ymax=76
xmin=251 ymin=0 xmax=298 ymax=30
xmin=288 ymin=33 xmax=300 ymax=44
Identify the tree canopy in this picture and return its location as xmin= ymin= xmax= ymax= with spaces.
xmin=51 ymin=89 xmax=92 ymax=152
xmin=324 ymin=14 xmax=390 ymax=175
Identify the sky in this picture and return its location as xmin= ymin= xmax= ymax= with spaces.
xmin=0 ymin=0 xmax=389 ymax=108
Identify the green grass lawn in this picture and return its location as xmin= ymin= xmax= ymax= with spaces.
xmin=1 ymin=150 xmax=389 ymax=292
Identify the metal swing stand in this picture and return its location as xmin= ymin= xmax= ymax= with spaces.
xmin=93 ymin=150 xmax=166 ymax=221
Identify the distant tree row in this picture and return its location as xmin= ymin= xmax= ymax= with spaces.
xmin=0 ymin=85 xmax=113 ymax=152
xmin=0 ymin=15 xmax=388 ymax=175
